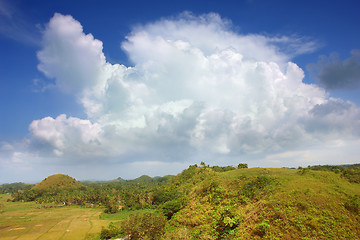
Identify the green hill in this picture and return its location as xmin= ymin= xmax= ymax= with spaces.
xmin=132 ymin=175 xmax=155 ymax=183
xmin=115 ymin=177 xmax=126 ymax=182
xmin=152 ymin=165 xmax=360 ymax=239
xmin=32 ymin=174 xmax=83 ymax=191
xmin=113 ymin=175 xmax=175 ymax=183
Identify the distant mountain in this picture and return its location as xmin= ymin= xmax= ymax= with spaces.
xmin=132 ymin=175 xmax=154 ymax=183
xmin=129 ymin=175 xmax=176 ymax=183
xmin=80 ymin=180 xmax=107 ymax=184
xmin=154 ymin=175 xmax=175 ymax=182
xmin=115 ymin=177 xmax=126 ymax=182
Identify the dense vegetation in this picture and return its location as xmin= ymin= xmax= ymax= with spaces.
xmin=306 ymin=164 xmax=360 ymax=183
xmin=9 ymin=173 xmax=173 ymax=214
xmin=3 ymin=163 xmax=360 ymax=239
xmin=0 ymin=182 xmax=33 ymax=194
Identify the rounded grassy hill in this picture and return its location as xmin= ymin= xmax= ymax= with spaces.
xmin=32 ymin=174 xmax=83 ymax=191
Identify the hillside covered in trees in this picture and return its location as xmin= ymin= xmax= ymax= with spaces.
xmin=3 ymin=163 xmax=360 ymax=239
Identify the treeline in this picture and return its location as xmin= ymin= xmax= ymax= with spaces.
xmin=10 ymin=175 xmax=173 ymax=213
xmin=0 ymin=182 xmax=33 ymax=194
xmin=8 ymin=163 xmax=247 ymax=212
xmin=300 ymin=164 xmax=360 ymax=183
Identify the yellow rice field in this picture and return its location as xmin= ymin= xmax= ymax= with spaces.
xmin=0 ymin=194 xmax=111 ymax=240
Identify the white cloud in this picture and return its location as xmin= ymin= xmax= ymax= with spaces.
xmin=1 ymin=142 xmax=14 ymax=151
xmin=304 ymin=98 xmax=360 ymax=137
xmin=4 ymin=12 xmax=360 ymax=178
xmin=29 ymin=114 xmax=103 ymax=158
xmin=37 ymin=13 xmax=106 ymax=93
xmin=263 ymin=139 xmax=360 ymax=168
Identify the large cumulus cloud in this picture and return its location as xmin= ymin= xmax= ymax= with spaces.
xmin=27 ymin=12 xmax=360 ymax=166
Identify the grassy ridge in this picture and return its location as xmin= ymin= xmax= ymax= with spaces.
xmin=158 ymin=167 xmax=360 ymax=239
xmin=100 ymin=166 xmax=360 ymax=239
xmin=234 ymin=168 xmax=360 ymax=239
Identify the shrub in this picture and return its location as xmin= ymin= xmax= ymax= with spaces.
xmin=243 ymin=175 xmax=275 ymax=200
xmin=100 ymin=222 xmax=123 ymax=239
xmin=213 ymin=206 xmax=241 ymax=239
xmin=238 ymin=163 xmax=248 ymax=169
xmin=104 ymin=196 xmax=120 ymax=214
xmin=161 ymin=227 xmax=192 ymax=240
xmin=254 ymin=221 xmax=270 ymax=237
xmin=160 ymin=199 xmax=183 ymax=219
xmin=341 ymin=168 xmax=360 ymax=183
xmin=121 ymin=212 xmax=166 ymax=239
xmin=297 ymin=166 xmax=308 ymax=175
xmin=344 ymin=195 xmax=360 ymax=214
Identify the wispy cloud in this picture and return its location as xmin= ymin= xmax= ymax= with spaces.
xmin=268 ymin=35 xmax=318 ymax=57
xmin=0 ymin=0 xmax=40 ymax=45
xmin=0 ymin=0 xmax=12 ymax=18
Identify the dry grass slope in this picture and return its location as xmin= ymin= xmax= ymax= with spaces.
xmin=32 ymin=174 xmax=84 ymax=191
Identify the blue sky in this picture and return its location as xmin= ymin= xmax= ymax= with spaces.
xmin=0 ymin=0 xmax=359 ymax=183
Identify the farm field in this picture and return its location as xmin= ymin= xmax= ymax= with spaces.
xmin=0 ymin=195 xmax=111 ymax=240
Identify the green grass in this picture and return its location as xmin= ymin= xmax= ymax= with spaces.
xmin=165 ymin=167 xmax=360 ymax=239
xmin=0 ymin=194 xmax=111 ymax=240
xmin=228 ymin=168 xmax=360 ymax=239
xmin=100 ymin=208 xmax=157 ymax=221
